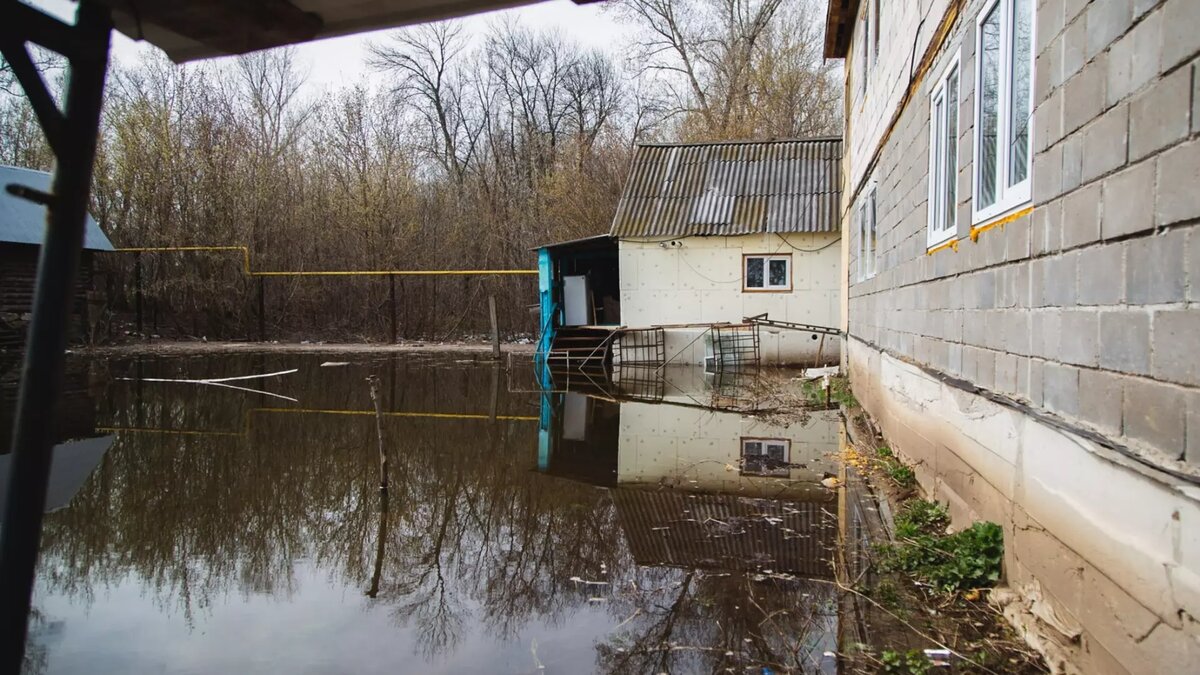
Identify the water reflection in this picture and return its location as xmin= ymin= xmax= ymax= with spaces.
xmin=22 ymin=354 xmax=864 ymax=673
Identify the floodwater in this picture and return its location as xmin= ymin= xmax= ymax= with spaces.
xmin=7 ymin=353 xmax=886 ymax=674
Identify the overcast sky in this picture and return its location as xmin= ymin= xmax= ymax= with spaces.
xmin=29 ymin=0 xmax=629 ymax=95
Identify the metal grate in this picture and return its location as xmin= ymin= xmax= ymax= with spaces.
xmin=710 ymin=324 xmax=760 ymax=371
xmin=614 ymin=327 xmax=666 ymax=366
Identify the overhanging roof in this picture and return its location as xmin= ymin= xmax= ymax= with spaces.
xmin=823 ymin=0 xmax=860 ymax=58
xmin=98 ymin=0 xmax=561 ymax=63
xmin=0 ymin=166 xmax=113 ymax=251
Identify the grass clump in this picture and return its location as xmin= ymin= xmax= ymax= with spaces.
xmin=879 ymin=649 xmax=931 ymax=674
xmin=882 ymin=500 xmax=1004 ymax=594
xmin=799 ymin=375 xmax=858 ymax=408
xmin=875 ymin=445 xmax=918 ymax=489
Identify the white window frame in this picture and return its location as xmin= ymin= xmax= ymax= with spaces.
xmin=856 ymin=188 xmax=878 ymax=281
xmin=928 ymin=52 xmax=961 ymax=248
xmin=743 ymin=254 xmax=792 ymax=291
xmin=741 ymin=437 xmax=791 ymax=477
xmin=859 ymin=10 xmax=871 ymax=98
xmin=972 ymin=0 xmax=1035 ymax=226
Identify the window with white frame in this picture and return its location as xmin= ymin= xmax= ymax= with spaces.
xmin=857 ymin=188 xmax=878 ymax=281
xmin=859 ymin=11 xmax=871 ymax=97
xmin=744 ymin=254 xmax=791 ymax=291
xmin=973 ymin=0 xmax=1034 ymax=224
xmin=741 ymin=438 xmax=790 ymax=477
xmin=873 ymin=0 xmax=882 ymax=60
xmin=928 ymin=54 xmax=960 ymax=247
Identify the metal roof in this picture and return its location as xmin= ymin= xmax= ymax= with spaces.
xmin=610 ymin=138 xmax=843 ymax=239
xmin=101 ymin=0 xmax=552 ymax=63
xmin=612 ymin=488 xmax=836 ymax=577
xmin=0 ymin=166 xmax=113 ymax=251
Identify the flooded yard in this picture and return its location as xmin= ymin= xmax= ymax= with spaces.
xmin=4 ymin=353 xmax=1038 ymax=674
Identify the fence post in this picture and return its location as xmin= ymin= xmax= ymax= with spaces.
xmin=389 ymin=274 xmax=397 ymax=344
xmin=133 ymin=251 xmax=143 ymax=335
xmin=257 ymin=276 xmax=265 ymax=342
xmin=489 ymin=294 xmax=500 ymax=360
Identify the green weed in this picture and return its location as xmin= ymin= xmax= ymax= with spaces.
xmin=881 ymin=516 xmax=1004 ymax=594
xmin=879 ymin=649 xmax=931 ymax=674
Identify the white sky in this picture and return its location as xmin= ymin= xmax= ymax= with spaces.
xmin=30 ymin=0 xmax=629 ymax=95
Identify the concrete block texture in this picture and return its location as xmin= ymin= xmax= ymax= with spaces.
xmin=1157 ymin=138 xmax=1200 ymax=227
xmin=1078 ymin=367 xmax=1125 ymax=436
xmin=1062 ymin=181 xmax=1102 ymax=249
xmin=1125 ymin=229 xmax=1186 ymax=304
xmin=1162 ymin=0 xmax=1200 ymax=71
xmin=1076 ymin=242 xmax=1124 ymax=305
xmin=1086 ymin=0 xmax=1133 ymax=63
xmin=1152 ymin=309 xmax=1200 ymax=387
xmin=1099 ymin=309 xmax=1150 ymax=375
xmin=1123 ymin=377 xmax=1186 ymax=455
xmin=1129 ymin=65 xmax=1192 ymax=161
xmin=1101 ymin=159 xmax=1155 ymax=239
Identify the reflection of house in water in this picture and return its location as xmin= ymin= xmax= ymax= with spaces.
xmin=0 ymin=360 xmax=111 ymax=512
xmin=538 ymin=370 xmax=844 ymax=579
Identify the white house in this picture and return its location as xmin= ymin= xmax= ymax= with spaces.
xmin=536 ymin=138 xmax=843 ymax=368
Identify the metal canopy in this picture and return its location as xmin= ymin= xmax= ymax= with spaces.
xmin=0 ymin=0 xmax=603 ymax=667
xmin=100 ymin=0 xmax=554 ymax=62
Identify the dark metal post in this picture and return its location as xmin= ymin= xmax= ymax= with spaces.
xmin=0 ymin=2 xmax=112 ymax=668
xmin=389 ymin=275 xmax=397 ymax=344
xmin=257 ymin=276 xmax=265 ymax=342
xmin=488 ymin=294 xmax=500 ymax=360
xmin=133 ymin=251 xmax=143 ymax=335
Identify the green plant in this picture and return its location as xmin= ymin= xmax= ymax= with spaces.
xmin=886 ymin=462 xmax=917 ymax=488
xmin=881 ymin=520 xmax=1004 ymax=594
xmin=893 ymin=499 xmax=949 ymax=538
xmin=879 ymin=649 xmax=931 ymax=674
xmin=876 ymin=445 xmax=894 ymax=458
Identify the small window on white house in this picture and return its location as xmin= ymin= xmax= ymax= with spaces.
xmin=744 ymin=254 xmax=791 ymax=291
xmin=929 ymin=55 xmax=960 ymax=248
xmin=973 ymin=0 xmax=1034 ymax=224
xmin=857 ymin=188 xmax=878 ymax=281
xmin=859 ymin=11 xmax=871 ymax=97
xmin=873 ymin=0 xmax=882 ymax=60
xmin=742 ymin=438 xmax=790 ymax=477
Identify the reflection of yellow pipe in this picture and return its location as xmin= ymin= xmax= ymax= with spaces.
xmin=98 ymin=406 xmax=537 ymax=438
xmin=113 ymin=246 xmax=535 ymax=277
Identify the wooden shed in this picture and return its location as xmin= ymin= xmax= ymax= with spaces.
xmin=0 ymin=165 xmax=113 ymax=351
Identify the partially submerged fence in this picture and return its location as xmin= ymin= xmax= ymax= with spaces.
xmin=110 ymin=246 xmax=538 ymax=343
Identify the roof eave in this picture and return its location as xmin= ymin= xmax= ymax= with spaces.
xmin=823 ymin=0 xmax=860 ymax=59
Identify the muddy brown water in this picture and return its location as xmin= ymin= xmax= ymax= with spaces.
xmin=8 ymin=353 xmax=899 ymax=674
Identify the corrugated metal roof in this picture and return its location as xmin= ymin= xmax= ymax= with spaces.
xmin=0 ymin=166 xmax=113 ymax=251
xmin=612 ymin=489 xmax=836 ymax=578
xmin=610 ymin=138 xmax=843 ymax=238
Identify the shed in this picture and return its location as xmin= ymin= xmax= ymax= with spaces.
xmin=537 ymin=138 xmax=843 ymax=368
xmin=0 ymin=165 xmax=114 ymax=350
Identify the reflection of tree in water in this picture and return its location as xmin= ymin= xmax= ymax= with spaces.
xmin=596 ymin=564 xmax=837 ymax=673
xmin=35 ymin=355 xmax=623 ymax=658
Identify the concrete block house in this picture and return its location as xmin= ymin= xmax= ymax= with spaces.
xmin=825 ymin=0 xmax=1199 ymax=671
xmin=536 ymin=138 xmax=843 ymax=368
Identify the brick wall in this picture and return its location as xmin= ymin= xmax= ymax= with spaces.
xmin=846 ymin=0 xmax=1200 ymax=473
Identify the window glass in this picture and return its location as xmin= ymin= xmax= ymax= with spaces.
xmin=977 ymin=4 xmax=1000 ymax=210
xmin=1008 ymin=0 xmax=1032 ymax=186
xmin=945 ymin=65 xmax=959 ymax=232
xmin=746 ymin=257 xmax=764 ymax=288
xmin=768 ymin=259 xmax=788 ymax=287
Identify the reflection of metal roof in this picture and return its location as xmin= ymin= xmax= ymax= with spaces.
xmin=0 ymin=435 xmax=113 ymax=512
xmin=532 ymin=234 xmax=615 ymax=253
xmin=0 ymin=166 xmax=114 ymax=251
xmin=613 ymin=489 xmax=836 ymax=578
xmin=610 ymin=138 xmax=843 ymax=238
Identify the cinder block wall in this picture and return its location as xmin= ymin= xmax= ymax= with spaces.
xmin=848 ymin=0 xmax=1199 ymax=478
xmin=842 ymin=0 xmax=1200 ymax=671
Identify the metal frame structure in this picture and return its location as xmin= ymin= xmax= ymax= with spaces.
xmin=0 ymin=1 xmax=112 ymax=667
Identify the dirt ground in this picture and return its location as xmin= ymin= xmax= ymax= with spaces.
xmin=72 ymin=340 xmax=538 ymax=358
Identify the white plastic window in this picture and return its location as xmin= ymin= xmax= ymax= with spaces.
xmin=973 ymin=0 xmax=1034 ymax=224
xmin=742 ymin=438 xmax=790 ymax=477
xmin=929 ymin=53 xmax=961 ymax=248
xmin=857 ymin=188 xmax=878 ymax=281
xmin=744 ymin=255 xmax=791 ymax=291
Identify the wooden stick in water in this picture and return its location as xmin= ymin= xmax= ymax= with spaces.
xmin=367 ymin=375 xmax=388 ymax=491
